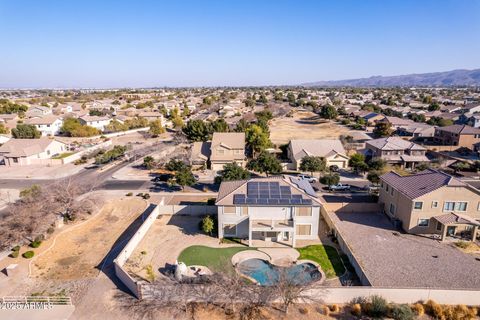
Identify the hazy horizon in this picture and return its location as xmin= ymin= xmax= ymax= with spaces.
xmin=1 ymin=0 xmax=479 ymax=88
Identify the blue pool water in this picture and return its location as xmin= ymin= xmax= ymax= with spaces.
xmin=237 ymin=259 xmax=321 ymax=286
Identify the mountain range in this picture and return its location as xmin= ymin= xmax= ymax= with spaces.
xmin=302 ymin=68 xmax=480 ymax=87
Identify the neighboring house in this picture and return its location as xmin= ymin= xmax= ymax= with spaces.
xmin=138 ymin=112 xmax=165 ymax=125
xmin=25 ymin=115 xmax=63 ymax=136
xmin=465 ymin=115 xmax=480 ymax=128
xmin=0 ymin=114 xmax=20 ymax=130
xmin=216 ymin=175 xmax=322 ymax=247
xmin=396 ymin=123 xmax=435 ymax=138
xmin=379 ymin=169 xmax=480 ymax=241
xmin=287 ymin=139 xmax=349 ymax=170
xmin=0 ymin=134 xmax=10 ymax=145
xmin=26 ymin=106 xmax=52 ymax=118
xmin=365 ymin=137 xmax=429 ymax=169
xmin=190 ymin=141 xmax=211 ymax=168
xmin=210 ymin=132 xmax=246 ymax=171
xmin=362 ymin=112 xmax=385 ymax=125
xmin=463 ymin=104 xmax=480 ymax=114
xmin=440 ymin=105 xmax=462 ymax=113
xmin=434 ymin=124 xmax=480 ymax=150
xmin=79 ymin=115 xmax=112 ymax=131
xmin=379 ymin=116 xmax=414 ymax=130
xmin=0 ymin=138 xmax=67 ymax=166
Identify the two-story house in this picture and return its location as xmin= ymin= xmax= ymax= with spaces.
xmin=287 ymin=139 xmax=349 ymax=170
xmin=379 ymin=169 xmax=480 ymax=241
xmin=434 ymin=124 xmax=480 ymax=150
xmin=26 ymin=115 xmax=63 ymax=136
xmin=210 ymin=132 xmax=246 ymax=171
xmin=78 ymin=115 xmax=112 ymax=132
xmin=216 ymin=175 xmax=322 ymax=247
xmin=365 ymin=137 xmax=429 ymax=169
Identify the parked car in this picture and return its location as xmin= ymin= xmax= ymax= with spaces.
xmin=329 ymin=165 xmax=339 ymax=172
xmin=152 ymin=174 xmax=173 ymax=183
xmin=329 ymin=183 xmax=351 ymax=191
xmin=298 ymin=174 xmax=318 ymax=183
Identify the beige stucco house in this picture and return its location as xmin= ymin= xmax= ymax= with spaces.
xmin=210 ymin=132 xmax=246 ymax=171
xmin=287 ymin=139 xmax=349 ymax=170
xmin=216 ymin=175 xmax=322 ymax=247
xmin=379 ymin=169 xmax=480 ymax=241
xmin=0 ymin=138 xmax=68 ymax=166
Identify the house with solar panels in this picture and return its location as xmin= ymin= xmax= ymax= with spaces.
xmin=215 ymin=175 xmax=322 ymax=247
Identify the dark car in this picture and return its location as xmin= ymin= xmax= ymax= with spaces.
xmin=329 ymin=165 xmax=339 ymax=172
xmin=152 ymin=174 xmax=173 ymax=183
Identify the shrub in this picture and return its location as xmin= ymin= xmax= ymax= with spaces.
xmin=329 ymin=304 xmax=340 ymax=312
xmin=424 ymin=300 xmax=443 ymax=319
xmin=47 ymin=227 xmax=55 ymax=234
xmin=136 ymin=193 xmax=144 ymax=197
xmin=351 ymin=303 xmax=362 ymax=316
xmin=298 ymin=307 xmax=308 ymax=314
xmin=390 ymin=304 xmax=414 ymax=320
xmin=412 ymin=303 xmax=424 ymax=316
xmin=365 ymin=295 xmax=388 ymax=318
xmin=126 ymin=192 xmax=133 ymax=196
xmin=145 ymin=264 xmax=155 ymax=282
xmin=9 ymin=250 xmax=19 ymax=258
xmin=142 ymin=193 xmax=150 ymax=200
xmin=30 ymin=240 xmax=42 ymax=248
xmin=316 ymin=305 xmax=329 ymax=316
xmin=12 ymin=245 xmax=20 ymax=252
xmin=455 ymin=241 xmax=469 ymax=249
xmin=22 ymin=251 xmax=35 ymax=259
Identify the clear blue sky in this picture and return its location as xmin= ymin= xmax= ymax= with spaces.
xmin=0 ymin=0 xmax=479 ymax=88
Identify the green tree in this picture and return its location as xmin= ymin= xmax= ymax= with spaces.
xmin=428 ymin=102 xmax=440 ymax=111
xmin=172 ymin=115 xmax=184 ymax=129
xmin=349 ymin=153 xmax=368 ymax=173
xmin=215 ymin=163 xmax=251 ymax=183
xmin=11 ymin=124 xmax=41 ymax=139
xmin=320 ymin=173 xmax=340 ymax=186
xmin=210 ymin=118 xmax=229 ymax=132
xmin=373 ymin=122 xmax=393 ymax=137
xmin=319 ymin=105 xmax=338 ymax=119
xmin=149 ymin=119 xmax=166 ymax=137
xmin=0 ymin=123 xmax=8 ymax=134
xmin=245 ymin=124 xmax=271 ymax=158
xmin=165 ymin=159 xmax=188 ymax=172
xmin=61 ymin=118 xmax=100 ymax=137
xmin=143 ymin=156 xmax=155 ymax=169
xmin=105 ymin=120 xmax=128 ymax=132
xmin=367 ymin=170 xmax=381 ymax=185
xmin=182 ymin=120 xmax=211 ymax=141
xmin=175 ymin=166 xmax=196 ymax=191
xmin=234 ymin=118 xmax=249 ymax=132
xmin=201 ymin=215 xmax=215 ymax=236
xmin=299 ymin=156 xmax=326 ymax=176
xmin=368 ymin=158 xmax=387 ymax=171
xmin=247 ymin=151 xmax=282 ymax=176
xmin=19 ymin=184 xmax=42 ymax=198
xmin=95 ymin=145 xmax=127 ymax=164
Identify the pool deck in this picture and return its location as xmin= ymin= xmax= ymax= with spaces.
xmin=259 ymin=248 xmax=299 ymax=267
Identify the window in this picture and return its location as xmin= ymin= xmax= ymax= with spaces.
xmin=455 ymin=202 xmax=467 ymax=212
xmin=432 ymin=201 xmax=438 ymax=208
xmin=296 ymin=224 xmax=312 ymax=236
xmin=418 ymin=219 xmax=429 ymax=227
xmin=223 ymin=206 xmax=236 ymax=214
xmin=436 ymin=221 xmax=442 ymax=231
xmin=443 ymin=202 xmax=455 ymax=211
xmin=297 ymin=207 xmax=312 ymax=217
xmin=390 ymin=188 xmax=394 ymax=196
xmin=386 ymin=185 xmax=389 ymax=192
xmin=478 ymin=202 xmax=480 ymax=211
xmin=389 ymin=203 xmax=395 ymax=215
xmin=414 ymin=202 xmax=423 ymax=210
xmin=217 ymin=149 xmax=225 ymax=155
xmin=223 ymin=224 xmax=236 ymax=236
xmin=12 ymin=157 xmax=18 ymax=163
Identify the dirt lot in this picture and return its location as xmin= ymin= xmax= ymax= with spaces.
xmin=31 ymin=198 xmax=148 ymax=281
xmin=269 ymin=111 xmax=353 ymax=145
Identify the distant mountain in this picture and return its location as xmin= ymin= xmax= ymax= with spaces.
xmin=302 ymin=69 xmax=480 ymax=87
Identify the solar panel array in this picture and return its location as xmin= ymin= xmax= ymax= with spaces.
xmin=233 ymin=181 xmax=313 ymax=205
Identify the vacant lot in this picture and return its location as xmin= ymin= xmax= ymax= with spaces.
xmin=32 ymin=198 xmax=147 ymax=281
xmin=269 ymin=111 xmax=352 ymax=145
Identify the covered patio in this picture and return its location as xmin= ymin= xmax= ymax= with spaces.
xmin=248 ymin=219 xmax=296 ymax=247
xmin=434 ymin=213 xmax=480 ymax=242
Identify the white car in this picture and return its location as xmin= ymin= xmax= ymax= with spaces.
xmin=329 ymin=183 xmax=351 ymax=191
xmin=298 ymin=174 xmax=318 ymax=183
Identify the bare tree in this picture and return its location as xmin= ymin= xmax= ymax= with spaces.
xmin=272 ymin=270 xmax=318 ymax=314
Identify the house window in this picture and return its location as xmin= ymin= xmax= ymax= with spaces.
xmin=436 ymin=221 xmax=442 ymax=231
xmin=386 ymin=185 xmax=389 ymax=192
xmin=432 ymin=201 xmax=438 ymax=208
xmin=414 ymin=202 xmax=423 ymax=210
xmin=477 ymin=202 xmax=480 ymax=211
xmin=454 ymin=202 xmax=467 ymax=212
xmin=390 ymin=188 xmax=394 ymax=196
xmin=12 ymin=157 xmax=18 ymax=163
xmin=296 ymin=224 xmax=312 ymax=236
xmin=389 ymin=203 xmax=395 ymax=215
xmin=223 ymin=224 xmax=237 ymax=236
xmin=223 ymin=206 xmax=236 ymax=214
xmin=443 ymin=202 xmax=455 ymax=211
xmin=217 ymin=149 xmax=225 ymax=155
xmin=297 ymin=207 xmax=312 ymax=217
xmin=418 ymin=219 xmax=429 ymax=227
xmin=47 ymin=150 xmax=51 ymax=155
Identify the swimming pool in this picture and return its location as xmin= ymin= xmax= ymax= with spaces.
xmin=237 ymin=258 xmax=321 ymax=286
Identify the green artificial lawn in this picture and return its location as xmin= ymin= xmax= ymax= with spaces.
xmin=297 ymin=245 xmax=346 ymax=279
xmin=178 ymin=245 xmax=255 ymax=274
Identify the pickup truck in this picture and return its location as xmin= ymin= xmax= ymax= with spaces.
xmin=298 ymin=174 xmax=318 ymax=183
xmin=329 ymin=183 xmax=351 ymax=191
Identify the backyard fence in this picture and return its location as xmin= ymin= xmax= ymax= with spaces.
xmin=157 ymin=205 xmax=217 ymax=216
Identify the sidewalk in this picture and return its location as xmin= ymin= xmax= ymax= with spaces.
xmin=0 ymin=163 xmax=85 ymax=180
